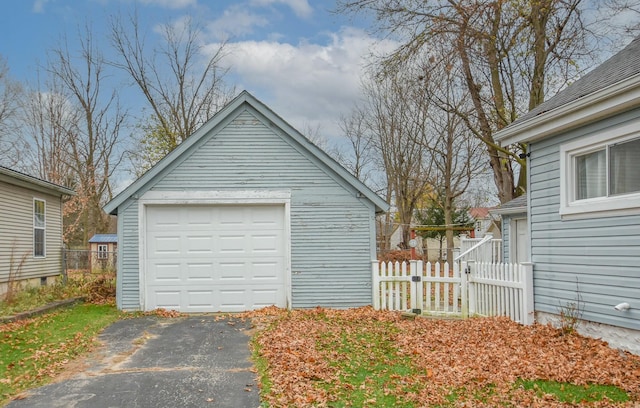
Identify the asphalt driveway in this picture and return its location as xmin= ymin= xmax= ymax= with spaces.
xmin=6 ymin=316 xmax=260 ymax=408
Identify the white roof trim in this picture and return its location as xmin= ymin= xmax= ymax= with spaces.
xmin=104 ymin=91 xmax=389 ymax=215
xmin=490 ymin=206 xmax=526 ymax=216
xmin=495 ymin=74 xmax=640 ymax=145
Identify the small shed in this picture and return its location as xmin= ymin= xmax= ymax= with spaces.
xmin=88 ymin=234 xmax=118 ymax=270
xmin=104 ymin=91 xmax=389 ymax=313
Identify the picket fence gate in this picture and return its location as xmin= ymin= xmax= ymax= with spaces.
xmin=372 ymin=260 xmax=534 ymax=325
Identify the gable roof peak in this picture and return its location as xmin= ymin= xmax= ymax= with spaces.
xmin=104 ymin=90 xmax=389 ymax=215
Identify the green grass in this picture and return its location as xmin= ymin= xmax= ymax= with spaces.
xmin=518 ymin=379 xmax=629 ymax=404
xmin=320 ymin=327 xmax=419 ymax=407
xmin=0 ymin=303 xmax=123 ymax=405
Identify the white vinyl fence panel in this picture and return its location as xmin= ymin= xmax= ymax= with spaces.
xmin=373 ymin=260 xmax=534 ymax=325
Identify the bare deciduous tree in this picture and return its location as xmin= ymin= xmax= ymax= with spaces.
xmin=46 ymin=27 xmax=126 ymax=245
xmin=19 ymin=74 xmax=76 ymax=187
xmin=110 ymin=12 xmax=235 ymax=172
xmin=417 ymin=55 xmax=486 ymax=264
xmin=337 ymin=0 xmax=595 ymax=203
xmin=0 ymin=56 xmax=22 ymax=164
xmin=338 ymin=107 xmax=377 ymax=187
xmin=362 ymin=70 xmax=433 ymax=247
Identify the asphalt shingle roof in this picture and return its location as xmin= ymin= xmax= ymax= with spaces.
xmin=498 ymin=194 xmax=527 ymax=210
xmin=513 ymin=36 xmax=640 ymax=125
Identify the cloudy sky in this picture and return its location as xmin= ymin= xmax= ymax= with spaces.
xmin=0 ymin=0 xmax=397 ymax=143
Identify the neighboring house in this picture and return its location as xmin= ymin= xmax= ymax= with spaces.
xmin=494 ymin=36 xmax=640 ymax=353
xmin=104 ymin=91 xmax=389 ymax=313
xmin=88 ymin=234 xmax=118 ymax=270
xmin=469 ymin=207 xmax=501 ymax=239
xmin=490 ymin=194 xmax=529 ymax=264
xmin=0 ymin=166 xmax=74 ymax=295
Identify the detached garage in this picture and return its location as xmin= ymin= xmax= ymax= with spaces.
xmin=105 ymin=91 xmax=388 ymax=312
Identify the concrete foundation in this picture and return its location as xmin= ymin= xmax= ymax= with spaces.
xmin=537 ymin=311 xmax=640 ymax=355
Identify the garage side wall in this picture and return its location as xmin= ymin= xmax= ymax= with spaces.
xmin=117 ymin=198 xmax=140 ymax=310
xmin=117 ymin=108 xmax=377 ymax=310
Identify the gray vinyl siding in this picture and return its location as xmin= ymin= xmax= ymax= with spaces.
xmin=501 ymin=214 xmax=512 ymax=263
xmin=117 ymin=107 xmax=376 ymax=309
xmin=117 ymin=198 xmax=140 ymax=310
xmin=529 ymin=107 xmax=640 ymax=330
xmin=0 ymin=181 xmax=64 ymax=284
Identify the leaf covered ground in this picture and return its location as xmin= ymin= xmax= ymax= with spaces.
xmin=248 ymin=307 xmax=640 ymax=407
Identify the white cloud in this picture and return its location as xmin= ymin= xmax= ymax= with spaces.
xmin=32 ymin=0 xmax=50 ymax=13
xmin=249 ymin=0 xmax=313 ymax=19
xmin=206 ymin=27 xmax=397 ymax=139
xmin=207 ymin=5 xmax=269 ymax=41
xmin=137 ymin=0 xmax=197 ymax=9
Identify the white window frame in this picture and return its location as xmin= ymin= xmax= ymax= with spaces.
xmin=560 ymin=121 xmax=640 ymax=219
xmin=97 ymin=244 xmax=109 ymax=259
xmin=33 ymin=198 xmax=46 ymax=258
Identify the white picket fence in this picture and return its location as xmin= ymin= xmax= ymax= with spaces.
xmin=372 ymin=260 xmax=534 ymax=324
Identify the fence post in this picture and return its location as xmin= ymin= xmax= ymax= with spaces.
xmin=61 ymin=248 xmax=68 ymax=284
xmin=410 ymin=260 xmax=421 ymax=314
xmin=459 ymin=261 xmax=467 ymax=318
xmin=372 ymin=260 xmax=380 ymax=310
xmin=521 ymin=262 xmax=534 ymax=325
xmin=467 ymin=260 xmax=476 ymax=316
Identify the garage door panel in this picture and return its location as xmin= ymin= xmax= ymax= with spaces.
xmin=251 ymin=207 xmax=283 ymax=226
xmin=251 ymin=234 xmax=281 ymax=252
xmin=252 ymin=288 xmax=282 ymax=308
xmin=219 ymin=289 xmax=245 ymax=310
xmin=185 ymin=235 xmax=214 ymax=254
xmin=186 ymin=290 xmax=215 ymax=309
xmin=219 ymin=235 xmax=247 ymax=253
xmin=218 ymin=262 xmax=247 ymax=280
xmin=147 ymin=207 xmax=182 ymax=229
xmin=186 ymin=207 xmax=215 ymax=226
xmin=185 ymin=263 xmax=214 ymax=281
xmin=152 ymin=291 xmax=181 ymax=309
xmin=218 ymin=207 xmax=245 ymax=226
xmin=145 ymin=204 xmax=286 ymax=312
xmin=153 ymin=264 xmax=182 ymax=282
xmin=252 ymin=261 xmax=283 ymax=280
xmin=150 ymin=236 xmax=182 ymax=256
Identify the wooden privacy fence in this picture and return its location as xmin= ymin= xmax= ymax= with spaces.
xmin=372 ymin=260 xmax=534 ymax=325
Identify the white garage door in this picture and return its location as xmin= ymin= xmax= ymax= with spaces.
xmin=144 ymin=204 xmax=287 ymax=312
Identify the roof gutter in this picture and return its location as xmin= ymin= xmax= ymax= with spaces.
xmin=0 ymin=167 xmax=75 ymax=197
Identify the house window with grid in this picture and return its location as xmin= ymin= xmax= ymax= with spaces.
xmin=97 ymin=244 xmax=108 ymax=260
xmin=33 ymin=199 xmax=46 ymax=257
xmin=561 ymin=130 xmax=640 ymax=217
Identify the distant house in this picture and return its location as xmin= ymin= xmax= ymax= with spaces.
xmin=0 ymin=166 xmax=74 ymax=295
xmin=104 ymin=91 xmax=389 ymax=313
xmin=88 ymin=234 xmax=118 ymax=270
xmin=494 ymin=36 xmax=640 ymax=353
xmin=468 ymin=207 xmax=501 ymax=239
